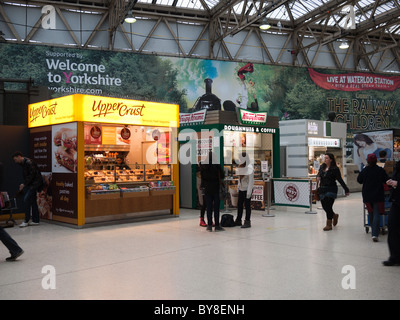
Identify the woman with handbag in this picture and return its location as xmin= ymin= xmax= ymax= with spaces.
xmin=235 ymin=152 xmax=254 ymax=228
xmin=200 ymin=152 xmax=225 ymax=232
xmin=316 ymin=153 xmax=350 ymax=231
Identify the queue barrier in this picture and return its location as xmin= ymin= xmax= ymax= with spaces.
xmin=263 ymin=178 xmax=317 ymax=216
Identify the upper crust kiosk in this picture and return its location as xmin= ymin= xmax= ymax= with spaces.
xmin=28 ymin=94 xmax=179 ymax=227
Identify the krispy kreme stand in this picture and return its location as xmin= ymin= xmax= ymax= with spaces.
xmin=178 ymin=108 xmax=280 ymax=211
xmin=28 ymin=94 xmax=179 ymax=226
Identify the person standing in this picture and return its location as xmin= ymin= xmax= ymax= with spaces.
xmin=357 ymin=153 xmax=389 ymax=242
xmin=384 ymin=155 xmax=400 ymax=266
xmin=378 ymin=150 xmax=387 ymax=168
xmin=197 ymin=164 xmax=208 ymax=227
xmin=235 ymin=153 xmax=254 ymax=228
xmin=0 ymin=161 xmax=24 ymax=261
xmin=316 ymin=153 xmax=350 ymax=231
xmin=200 ymin=152 xmax=224 ymax=232
xmin=12 ymin=151 xmax=43 ymax=227
xmin=115 ymin=156 xmax=130 ymax=170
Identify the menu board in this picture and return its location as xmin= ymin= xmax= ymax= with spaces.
xmin=51 ymin=173 xmax=78 ymax=219
xmin=31 ymin=131 xmax=52 ymax=173
xmin=101 ymin=126 xmax=117 ymax=145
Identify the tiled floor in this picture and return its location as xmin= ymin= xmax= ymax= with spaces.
xmin=1 ymin=192 xmax=399 ymax=300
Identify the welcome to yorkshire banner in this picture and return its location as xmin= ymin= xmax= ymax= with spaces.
xmin=1 ymin=43 xmax=400 ymax=133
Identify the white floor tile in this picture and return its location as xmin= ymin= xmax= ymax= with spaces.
xmin=1 ymin=192 xmax=400 ymax=300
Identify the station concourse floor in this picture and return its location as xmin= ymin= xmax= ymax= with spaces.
xmin=1 ymin=192 xmax=400 ymax=300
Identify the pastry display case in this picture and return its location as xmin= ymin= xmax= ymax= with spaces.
xmin=82 ymin=126 xmax=177 ymax=221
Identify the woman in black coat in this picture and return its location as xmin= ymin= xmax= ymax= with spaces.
xmin=357 ymin=153 xmax=389 ymax=242
xmin=317 ymin=153 xmax=349 ymax=231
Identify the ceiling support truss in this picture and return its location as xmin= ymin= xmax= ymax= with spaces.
xmin=0 ymin=0 xmax=399 ymax=73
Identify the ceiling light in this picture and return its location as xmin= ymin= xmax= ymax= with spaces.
xmin=339 ymin=41 xmax=349 ymax=49
xmin=259 ymin=18 xmax=271 ymax=30
xmin=124 ymin=11 xmax=136 ymax=23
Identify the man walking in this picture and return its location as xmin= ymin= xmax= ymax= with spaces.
xmin=12 ymin=151 xmax=43 ymax=227
xmin=0 ymin=161 xmax=24 ymax=261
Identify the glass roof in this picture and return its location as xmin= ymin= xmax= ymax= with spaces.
xmin=137 ymin=0 xmax=219 ymax=10
xmin=135 ymin=0 xmax=398 ymax=33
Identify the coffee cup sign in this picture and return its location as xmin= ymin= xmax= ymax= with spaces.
xmin=120 ymin=127 xmax=131 ymax=140
xmin=152 ymin=129 xmax=161 ymax=141
xmin=284 ymin=183 xmax=299 ymax=202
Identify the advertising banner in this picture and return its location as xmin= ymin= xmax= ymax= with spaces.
xmin=273 ymin=179 xmax=311 ymax=208
xmin=32 ymin=123 xmax=79 ymax=221
xmin=353 ymin=130 xmax=393 ymax=171
xmin=51 ymin=173 xmax=78 ymax=219
xmin=2 ymin=42 xmax=400 ymax=136
xmin=308 ymin=68 xmax=400 ymax=92
xmin=31 ymin=131 xmax=52 ymax=173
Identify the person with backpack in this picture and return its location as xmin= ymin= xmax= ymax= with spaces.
xmin=12 ymin=151 xmax=43 ymax=227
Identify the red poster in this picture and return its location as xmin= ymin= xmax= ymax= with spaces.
xmin=84 ymin=124 xmax=102 ymax=144
xmin=308 ymin=68 xmax=400 ymax=92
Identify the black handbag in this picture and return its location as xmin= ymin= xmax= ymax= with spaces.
xmin=221 ymin=214 xmax=235 ymax=227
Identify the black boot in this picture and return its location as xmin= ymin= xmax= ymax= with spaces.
xmin=241 ymin=220 xmax=251 ymax=228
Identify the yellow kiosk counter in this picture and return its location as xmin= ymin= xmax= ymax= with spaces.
xmin=28 ymin=94 xmax=179 ymax=227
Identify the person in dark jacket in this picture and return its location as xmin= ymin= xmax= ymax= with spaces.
xmin=12 ymin=151 xmax=43 ymax=227
xmin=384 ymin=155 xmax=400 ymax=266
xmin=357 ymin=153 xmax=389 ymax=242
xmin=200 ymin=152 xmax=225 ymax=232
xmin=115 ymin=156 xmax=130 ymax=170
xmin=196 ymin=164 xmax=209 ymax=227
xmin=316 ymin=153 xmax=350 ymax=231
xmin=0 ymin=161 xmax=24 ymax=261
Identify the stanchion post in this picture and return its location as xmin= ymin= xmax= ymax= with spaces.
xmin=262 ymin=178 xmax=275 ymax=217
xmin=305 ymin=178 xmax=317 ymax=214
